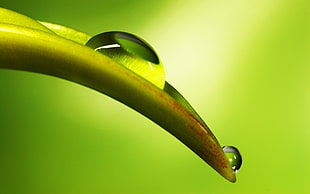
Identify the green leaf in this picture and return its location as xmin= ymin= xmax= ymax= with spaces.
xmin=0 ymin=8 xmax=236 ymax=182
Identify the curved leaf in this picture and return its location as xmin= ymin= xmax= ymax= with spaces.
xmin=0 ymin=9 xmax=236 ymax=182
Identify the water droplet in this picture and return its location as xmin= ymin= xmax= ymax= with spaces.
xmin=86 ymin=31 xmax=165 ymax=89
xmin=222 ymin=146 xmax=242 ymax=173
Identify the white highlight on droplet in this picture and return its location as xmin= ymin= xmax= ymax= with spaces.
xmin=147 ymin=62 xmax=154 ymax=71
xmin=95 ymin=44 xmax=121 ymax=50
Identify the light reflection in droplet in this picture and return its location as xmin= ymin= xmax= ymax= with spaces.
xmin=222 ymin=146 xmax=242 ymax=173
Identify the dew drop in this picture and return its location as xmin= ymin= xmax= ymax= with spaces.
xmin=222 ymin=146 xmax=242 ymax=173
xmin=86 ymin=31 xmax=165 ymax=89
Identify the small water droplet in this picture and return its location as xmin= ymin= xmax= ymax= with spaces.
xmin=86 ymin=31 xmax=165 ymax=89
xmin=222 ymin=146 xmax=242 ymax=173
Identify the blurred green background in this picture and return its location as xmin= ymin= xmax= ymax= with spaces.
xmin=0 ymin=0 xmax=309 ymax=193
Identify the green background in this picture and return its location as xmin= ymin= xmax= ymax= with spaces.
xmin=1 ymin=0 xmax=309 ymax=193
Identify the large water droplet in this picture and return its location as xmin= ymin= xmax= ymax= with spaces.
xmin=86 ymin=31 xmax=165 ymax=89
xmin=222 ymin=146 xmax=242 ymax=173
